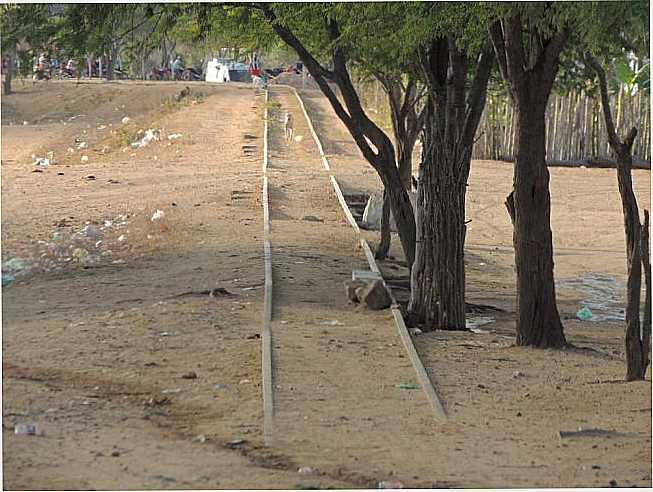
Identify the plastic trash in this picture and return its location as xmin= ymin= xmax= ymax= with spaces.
xmin=576 ymin=306 xmax=593 ymax=321
xmin=2 ymin=257 xmax=28 ymax=273
xmin=397 ymin=383 xmax=420 ymax=390
xmin=14 ymin=423 xmax=39 ymax=435
xmin=167 ymin=133 xmax=183 ymax=140
xmin=151 ymin=210 xmax=165 ymax=221
xmin=319 ymin=320 xmax=344 ymax=326
xmin=121 ymin=116 xmax=130 ymax=124
xmin=33 ymin=157 xmax=50 ymax=167
xmin=298 ymin=467 xmax=316 ymax=475
xmin=80 ymin=155 xmax=89 ymax=163
xmin=77 ymin=141 xmax=88 ymax=149
xmin=72 ymin=248 xmax=89 ymax=262
xmin=2 ymin=273 xmax=15 ymax=286
xmin=132 ymin=128 xmax=160 ymax=149
xmin=117 ymin=235 xmax=126 ymax=242
xmin=378 ymin=480 xmax=404 ymax=489
xmin=81 ymin=224 xmax=103 ymax=239
xmin=294 ymin=135 xmax=304 ymax=143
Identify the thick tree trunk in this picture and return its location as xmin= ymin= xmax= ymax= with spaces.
xmin=408 ymin=113 xmax=468 ymax=330
xmin=375 ymin=190 xmax=391 ymax=260
xmin=512 ymin=101 xmax=566 ymax=347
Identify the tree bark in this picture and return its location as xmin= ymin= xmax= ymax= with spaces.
xmin=408 ymin=39 xmax=493 ymax=331
xmin=512 ymin=100 xmax=566 ymax=347
xmin=641 ymin=210 xmax=651 ymax=377
xmin=409 ymin=118 xmax=469 ymax=329
xmin=376 ymin=190 xmax=391 ymax=260
xmin=490 ymin=16 xmax=568 ymax=348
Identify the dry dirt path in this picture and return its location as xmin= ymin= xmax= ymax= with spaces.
xmin=2 ymin=81 xmax=349 ymax=490
xmin=287 ymin=83 xmax=651 ymax=488
xmin=264 ymin=87 xmax=451 ymax=488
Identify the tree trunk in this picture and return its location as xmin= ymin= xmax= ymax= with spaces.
xmin=615 ymin=147 xmax=645 ymax=380
xmin=383 ymin=167 xmax=416 ymax=269
xmin=375 ymin=190 xmax=391 ymax=260
xmin=641 ymin=210 xmax=651 ymax=377
xmin=512 ymin=100 xmax=566 ymax=347
xmin=588 ymin=53 xmax=649 ymax=379
xmin=3 ymin=40 xmax=16 ymax=95
xmin=408 ymin=133 xmax=468 ymax=330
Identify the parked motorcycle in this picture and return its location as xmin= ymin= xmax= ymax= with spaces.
xmin=150 ymin=67 xmax=171 ymax=81
xmin=181 ymin=66 xmax=203 ymax=81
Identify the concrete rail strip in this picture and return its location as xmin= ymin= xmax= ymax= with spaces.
xmin=285 ymin=85 xmax=447 ymax=422
xmin=261 ymin=89 xmax=274 ymax=445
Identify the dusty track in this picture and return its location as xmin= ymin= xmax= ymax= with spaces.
xmin=2 ymin=78 xmax=651 ymax=489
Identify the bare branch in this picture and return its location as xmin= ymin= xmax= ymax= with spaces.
xmin=461 ymin=44 xmax=494 ymax=147
xmin=586 ymin=53 xmax=624 ymax=151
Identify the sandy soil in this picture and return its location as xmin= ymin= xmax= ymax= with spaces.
xmin=1 ymin=79 xmax=651 ymax=489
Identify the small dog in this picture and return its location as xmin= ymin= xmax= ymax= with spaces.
xmin=284 ymin=112 xmax=294 ymax=143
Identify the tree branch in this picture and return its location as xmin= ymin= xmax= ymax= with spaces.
xmin=461 ymin=44 xmax=494 ymax=147
xmin=586 ymin=53 xmax=625 ymax=151
xmin=489 ymin=21 xmax=508 ymax=82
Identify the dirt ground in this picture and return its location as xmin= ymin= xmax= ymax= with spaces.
xmin=1 ymin=79 xmax=651 ymax=489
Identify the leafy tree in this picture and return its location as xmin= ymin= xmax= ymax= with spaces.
xmin=1 ymin=4 xmax=55 ymax=94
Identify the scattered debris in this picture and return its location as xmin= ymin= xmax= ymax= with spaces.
xmin=14 ymin=423 xmax=39 ymax=435
xmin=378 ymin=480 xmax=404 ymax=489
xmin=131 ymin=128 xmax=160 ymax=149
xmin=81 ymin=155 xmax=89 ymax=163
xmin=192 ymin=435 xmax=207 ymax=443
xmin=214 ymin=384 xmax=228 ymax=390
xmin=3 ymin=257 xmax=29 ymax=274
xmin=397 ymin=383 xmax=420 ymax=390
xmin=2 ymin=273 xmax=15 ymax=286
xmin=81 ymin=224 xmax=103 ymax=239
xmin=294 ymin=135 xmax=304 ymax=143
xmin=238 ymin=379 xmax=251 ymax=384
xmin=77 ymin=141 xmax=88 ymax=149
xmin=121 ymin=116 xmax=130 ymax=124
xmin=576 ymin=306 xmax=593 ymax=321
xmin=180 ymin=371 xmax=198 ymax=380
xmin=319 ymin=320 xmax=344 ymax=326
xmin=33 ymin=156 xmax=50 ymax=167
xmin=512 ymin=371 xmax=526 ymax=379
xmin=151 ymin=209 xmax=165 ymax=221
xmin=161 ymin=388 xmax=181 ymax=394
xmin=226 ymin=438 xmax=247 ymax=448
xmin=409 ymin=328 xmax=423 ymax=336
xmin=298 ymin=467 xmax=317 ymax=475
xmin=559 ymin=428 xmax=625 ymax=439
xmin=167 ymin=133 xmax=183 ymax=141
xmin=302 ymin=215 xmax=323 ymax=222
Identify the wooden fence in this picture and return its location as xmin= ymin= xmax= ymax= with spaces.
xmin=473 ymin=88 xmax=651 ymax=164
xmin=353 ymin=78 xmax=650 ymax=165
